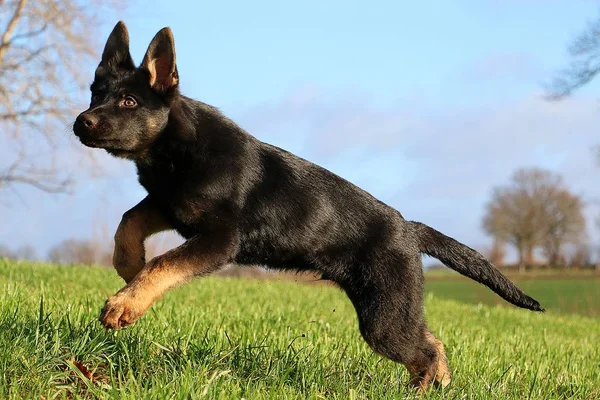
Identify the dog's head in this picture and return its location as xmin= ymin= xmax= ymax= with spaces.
xmin=73 ymin=22 xmax=179 ymax=158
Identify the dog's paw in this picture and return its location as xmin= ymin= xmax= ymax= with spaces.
xmin=99 ymin=294 xmax=145 ymax=329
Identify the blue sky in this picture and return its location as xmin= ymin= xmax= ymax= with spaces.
xmin=2 ymin=1 xmax=599 ymax=261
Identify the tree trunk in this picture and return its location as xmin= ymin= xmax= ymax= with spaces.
xmin=524 ymin=245 xmax=535 ymax=268
xmin=548 ymin=252 xmax=558 ymax=268
xmin=517 ymin=242 xmax=526 ymax=274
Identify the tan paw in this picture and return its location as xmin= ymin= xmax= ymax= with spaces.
xmin=432 ymin=340 xmax=451 ymax=389
xmin=99 ymin=294 xmax=146 ymax=329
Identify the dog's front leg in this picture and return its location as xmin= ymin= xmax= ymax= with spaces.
xmin=113 ymin=196 xmax=172 ymax=283
xmin=100 ymin=231 xmax=236 ymax=329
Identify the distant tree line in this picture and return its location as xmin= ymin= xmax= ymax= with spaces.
xmin=0 ymin=244 xmax=37 ymax=261
xmin=0 ymin=232 xmax=183 ymax=267
xmin=47 ymin=239 xmax=112 ymax=266
xmin=0 ymin=238 xmax=111 ymax=266
xmin=0 ymin=234 xmax=270 ymax=278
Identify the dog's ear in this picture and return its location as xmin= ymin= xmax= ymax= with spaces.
xmin=140 ymin=27 xmax=179 ymax=93
xmin=97 ymin=21 xmax=135 ymax=73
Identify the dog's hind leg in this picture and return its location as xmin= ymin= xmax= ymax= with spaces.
xmin=113 ymin=196 xmax=172 ymax=283
xmin=100 ymin=229 xmax=237 ymax=329
xmin=345 ymin=255 xmax=451 ymax=393
xmin=401 ymin=327 xmax=451 ymax=393
xmin=423 ymin=328 xmax=451 ymax=389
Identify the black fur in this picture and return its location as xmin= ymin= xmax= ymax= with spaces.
xmin=74 ymin=22 xmax=543 ymax=387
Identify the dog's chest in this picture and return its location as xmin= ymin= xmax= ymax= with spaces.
xmin=137 ymin=161 xmax=187 ymax=215
xmin=136 ymin=159 xmax=177 ymax=196
xmin=135 ymin=160 xmax=212 ymax=237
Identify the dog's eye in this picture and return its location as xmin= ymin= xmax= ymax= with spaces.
xmin=122 ymin=96 xmax=137 ymax=108
xmin=91 ymin=94 xmax=100 ymax=103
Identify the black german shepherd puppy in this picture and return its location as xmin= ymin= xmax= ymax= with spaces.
xmin=73 ymin=22 xmax=543 ymax=392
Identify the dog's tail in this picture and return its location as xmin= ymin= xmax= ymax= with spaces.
xmin=409 ymin=221 xmax=544 ymax=312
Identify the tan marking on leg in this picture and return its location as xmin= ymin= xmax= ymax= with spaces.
xmin=100 ymin=259 xmax=188 ymax=329
xmin=425 ymin=330 xmax=452 ymax=389
xmin=113 ymin=197 xmax=171 ymax=283
xmin=405 ymin=330 xmax=451 ymax=394
xmin=406 ymin=353 xmax=438 ymax=394
xmin=100 ymin=234 xmax=234 ymax=329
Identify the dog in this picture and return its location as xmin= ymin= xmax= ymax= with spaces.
xmin=73 ymin=22 xmax=543 ymax=392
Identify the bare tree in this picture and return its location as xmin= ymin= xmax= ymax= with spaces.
xmin=546 ymin=14 xmax=600 ymax=100
xmin=483 ymin=168 xmax=586 ymax=271
xmin=567 ymin=242 xmax=592 ymax=268
xmin=483 ymin=239 xmax=507 ymax=267
xmin=483 ymin=168 xmax=553 ymax=270
xmin=0 ymin=0 xmax=126 ymax=193
xmin=540 ymin=189 xmax=586 ymax=266
xmin=546 ymin=16 xmax=600 ymax=272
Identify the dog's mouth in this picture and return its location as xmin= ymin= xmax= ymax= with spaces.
xmin=79 ymin=136 xmax=141 ymax=159
xmin=79 ymin=137 xmax=115 ymax=149
xmin=78 ymin=134 xmax=123 ymax=150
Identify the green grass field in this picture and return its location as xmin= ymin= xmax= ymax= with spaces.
xmin=1 ymin=259 xmax=599 ymax=399
xmin=425 ymin=274 xmax=600 ymax=318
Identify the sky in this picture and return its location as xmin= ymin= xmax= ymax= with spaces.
xmin=1 ymin=0 xmax=600 ymax=262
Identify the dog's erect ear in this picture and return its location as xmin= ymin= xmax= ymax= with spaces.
xmin=140 ymin=27 xmax=179 ymax=92
xmin=97 ymin=21 xmax=135 ymax=72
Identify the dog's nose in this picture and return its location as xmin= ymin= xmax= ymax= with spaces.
xmin=75 ymin=113 xmax=98 ymax=129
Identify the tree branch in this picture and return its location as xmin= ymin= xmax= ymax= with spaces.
xmin=0 ymin=173 xmax=70 ymax=193
xmin=0 ymin=45 xmax=48 ymax=73
xmin=10 ymin=23 xmax=48 ymax=43
xmin=546 ymin=16 xmax=600 ymax=100
xmin=0 ymin=0 xmax=28 ymax=64
xmin=0 ymin=157 xmax=71 ymax=194
xmin=545 ymin=62 xmax=600 ymax=101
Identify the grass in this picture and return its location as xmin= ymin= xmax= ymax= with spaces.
xmin=425 ymin=274 xmax=600 ymax=318
xmin=0 ymin=259 xmax=599 ymax=399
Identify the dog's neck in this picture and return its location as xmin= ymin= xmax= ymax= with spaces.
xmin=133 ymin=95 xmax=250 ymax=169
